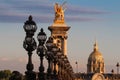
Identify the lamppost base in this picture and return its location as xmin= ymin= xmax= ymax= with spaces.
xmin=25 ymin=71 xmax=36 ymax=80
xmin=38 ymin=72 xmax=46 ymax=80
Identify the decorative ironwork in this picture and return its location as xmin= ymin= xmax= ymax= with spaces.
xmin=23 ymin=15 xmax=37 ymax=80
xmin=37 ymin=28 xmax=47 ymax=80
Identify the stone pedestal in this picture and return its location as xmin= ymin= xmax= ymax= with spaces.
xmin=48 ymin=23 xmax=70 ymax=56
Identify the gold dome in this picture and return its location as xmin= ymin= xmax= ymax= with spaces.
xmin=88 ymin=50 xmax=104 ymax=62
xmin=87 ymin=41 xmax=105 ymax=73
xmin=88 ymin=41 xmax=104 ymax=62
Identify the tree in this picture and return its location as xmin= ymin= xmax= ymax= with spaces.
xmin=9 ymin=71 xmax=23 ymax=80
xmin=0 ymin=70 xmax=12 ymax=80
xmin=3 ymin=70 xmax=11 ymax=78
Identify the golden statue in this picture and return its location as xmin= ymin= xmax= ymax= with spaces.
xmin=54 ymin=2 xmax=66 ymax=24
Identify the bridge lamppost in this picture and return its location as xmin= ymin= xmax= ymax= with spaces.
xmin=60 ymin=54 xmax=65 ymax=80
xmin=23 ymin=15 xmax=37 ymax=80
xmin=64 ymin=56 xmax=69 ymax=80
xmin=57 ymin=49 xmax=62 ymax=80
xmin=111 ymin=69 xmax=114 ymax=74
xmin=116 ymin=62 xmax=119 ymax=74
xmin=52 ymin=44 xmax=59 ymax=80
xmin=37 ymin=28 xmax=47 ymax=80
xmin=45 ymin=37 xmax=54 ymax=79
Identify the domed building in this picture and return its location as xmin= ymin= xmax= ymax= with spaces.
xmin=75 ymin=41 xmax=120 ymax=80
xmin=87 ymin=41 xmax=105 ymax=73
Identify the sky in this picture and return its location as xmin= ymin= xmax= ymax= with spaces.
xmin=0 ymin=0 xmax=120 ymax=74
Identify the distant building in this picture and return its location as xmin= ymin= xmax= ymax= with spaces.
xmin=75 ymin=41 xmax=120 ymax=80
xmin=87 ymin=41 xmax=105 ymax=73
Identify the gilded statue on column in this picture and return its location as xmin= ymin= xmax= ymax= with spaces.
xmin=54 ymin=2 xmax=66 ymax=24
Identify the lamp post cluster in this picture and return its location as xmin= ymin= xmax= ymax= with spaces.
xmin=23 ymin=15 xmax=74 ymax=80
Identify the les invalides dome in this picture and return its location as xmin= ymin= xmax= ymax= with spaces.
xmin=87 ymin=41 xmax=105 ymax=73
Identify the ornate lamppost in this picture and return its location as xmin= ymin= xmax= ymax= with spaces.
xmin=37 ymin=28 xmax=47 ymax=80
xmin=45 ymin=37 xmax=54 ymax=79
xmin=52 ymin=44 xmax=59 ymax=80
xmin=65 ymin=60 xmax=70 ymax=80
xmin=116 ymin=62 xmax=119 ymax=74
xmin=60 ymin=54 xmax=65 ymax=80
xmin=57 ymin=49 xmax=62 ymax=80
xmin=64 ymin=56 xmax=69 ymax=80
xmin=111 ymin=69 xmax=114 ymax=74
xmin=23 ymin=15 xmax=37 ymax=80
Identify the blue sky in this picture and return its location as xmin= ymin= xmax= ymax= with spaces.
xmin=0 ymin=0 xmax=120 ymax=74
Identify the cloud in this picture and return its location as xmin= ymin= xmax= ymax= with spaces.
xmin=0 ymin=57 xmax=27 ymax=63
xmin=67 ymin=5 xmax=108 ymax=15
xmin=18 ymin=57 xmax=27 ymax=63
xmin=0 ymin=0 xmax=109 ymax=23
xmin=66 ymin=16 xmax=103 ymax=22
xmin=0 ymin=57 xmax=9 ymax=61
